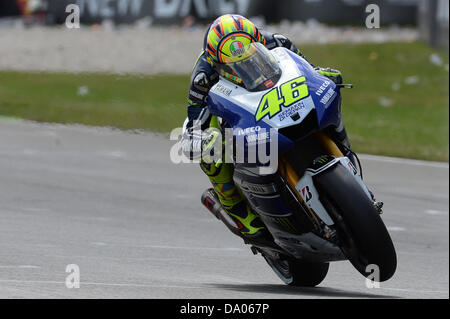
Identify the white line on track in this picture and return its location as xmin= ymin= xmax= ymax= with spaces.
xmin=425 ymin=210 xmax=445 ymax=215
xmin=387 ymin=226 xmax=406 ymax=231
xmin=359 ymin=154 xmax=449 ymax=169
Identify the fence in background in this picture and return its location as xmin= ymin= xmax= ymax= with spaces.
xmin=2 ymin=0 xmax=419 ymax=26
xmin=418 ymin=0 xmax=449 ymax=51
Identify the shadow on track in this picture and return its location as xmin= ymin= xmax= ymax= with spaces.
xmin=207 ymin=283 xmax=399 ymax=298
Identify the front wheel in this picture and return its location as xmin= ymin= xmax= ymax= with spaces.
xmin=314 ymin=163 xmax=397 ymax=282
xmin=263 ymin=254 xmax=329 ymax=287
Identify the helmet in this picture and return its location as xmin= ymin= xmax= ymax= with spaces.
xmin=206 ymin=14 xmax=265 ymax=65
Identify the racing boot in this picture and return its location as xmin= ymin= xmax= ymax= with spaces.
xmin=201 ymin=188 xmax=278 ymax=249
xmin=200 ymin=161 xmax=273 ymax=243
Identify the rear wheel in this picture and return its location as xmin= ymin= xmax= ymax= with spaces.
xmin=263 ymin=254 xmax=329 ymax=287
xmin=314 ymin=163 xmax=397 ymax=282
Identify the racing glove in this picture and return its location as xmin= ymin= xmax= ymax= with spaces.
xmin=316 ymin=67 xmax=343 ymax=85
xmin=201 ymin=127 xmax=224 ymax=167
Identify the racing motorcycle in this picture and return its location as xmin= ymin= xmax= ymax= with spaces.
xmin=198 ymin=42 xmax=397 ymax=286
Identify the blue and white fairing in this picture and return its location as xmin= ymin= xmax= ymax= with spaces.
xmin=207 ymin=47 xmax=342 ymax=155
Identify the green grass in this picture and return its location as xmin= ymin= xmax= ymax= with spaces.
xmin=0 ymin=72 xmax=190 ymax=132
xmin=0 ymin=41 xmax=448 ymax=161
xmin=300 ymin=41 xmax=449 ymax=162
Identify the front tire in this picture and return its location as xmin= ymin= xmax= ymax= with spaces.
xmin=314 ymin=163 xmax=397 ymax=282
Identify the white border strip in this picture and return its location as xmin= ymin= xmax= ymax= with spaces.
xmin=359 ymin=154 xmax=449 ymax=169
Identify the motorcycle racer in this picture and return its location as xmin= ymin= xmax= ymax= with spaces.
xmin=181 ymin=14 xmax=354 ymax=241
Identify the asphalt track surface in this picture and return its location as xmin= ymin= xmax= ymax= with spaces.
xmin=0 ymin=120 xmax=448 ymax=299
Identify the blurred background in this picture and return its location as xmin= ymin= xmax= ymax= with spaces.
xmin=0 ymin=0 xmax=448 ymax=161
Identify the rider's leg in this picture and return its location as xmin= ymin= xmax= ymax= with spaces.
xmin=200 ymin=161 xmax=266 ymax=236
xmin=330 ymin=110 xmax=382 ymax=210
xmin=200 ymin=115 xmax=270 ymax=237
xmin=334 ymin=116 xmax=351 ymax=150
xmin=329 ymin=98 xmax=357 ymax=166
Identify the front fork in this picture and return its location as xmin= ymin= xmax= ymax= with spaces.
xmin=279 ymin=131 xmax=376 ymax=231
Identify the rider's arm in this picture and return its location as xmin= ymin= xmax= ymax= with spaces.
xmin=181 ymin=51 xmax=219 ymax=160
xmin=261 ymin=31 xmax=311 ymax=63
xmin=262 ymin=31 xmax=343 ymax=84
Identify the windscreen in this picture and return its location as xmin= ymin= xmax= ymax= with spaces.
xmin=221 ymin=42 xmax=282 ymax=92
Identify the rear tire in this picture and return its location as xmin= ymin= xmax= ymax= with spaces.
xmin=263 ymin=255 xmax=329 ymax=287
xmin=289 ymin=260 xmax=330 ymax=287
xmin=314 ymin=163 xmax=397 ymax=282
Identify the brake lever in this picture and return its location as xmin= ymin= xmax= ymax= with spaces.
xmin=336 ymin=84 xmax=354 ymax=89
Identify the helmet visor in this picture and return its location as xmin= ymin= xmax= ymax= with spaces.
xmin=222 ymin=42 xmax=281 ymax=91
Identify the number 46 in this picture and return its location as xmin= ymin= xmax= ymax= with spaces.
xmin=255 ymin=76 xmax=309 ymax=122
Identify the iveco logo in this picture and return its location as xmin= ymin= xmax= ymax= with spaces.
xmin=236 ymin=126 xmax=261 ymax=136
xmin=316 ymin=80 xmax=331 ymax=96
